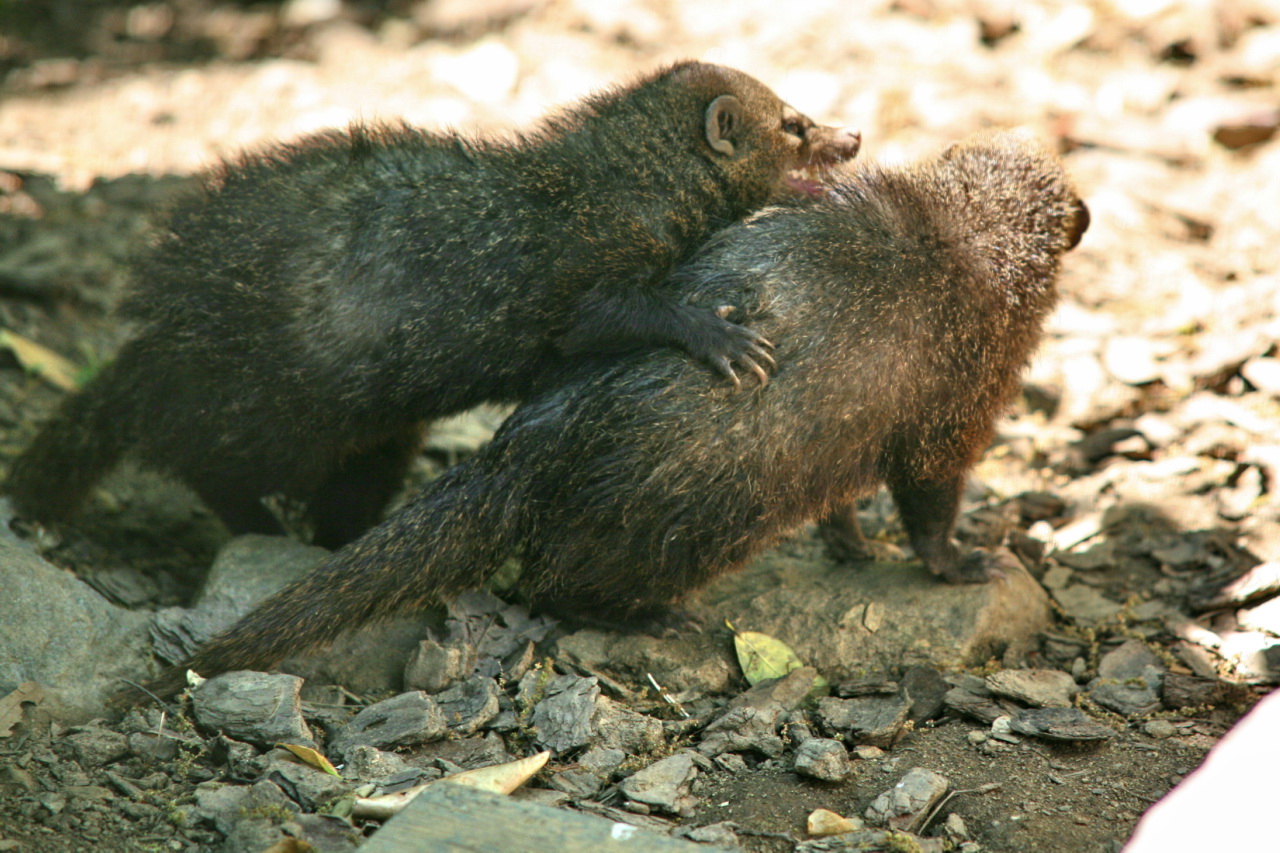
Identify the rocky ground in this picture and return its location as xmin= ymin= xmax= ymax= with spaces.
xmin=1 ymin=1 xmax=1279 ymax=851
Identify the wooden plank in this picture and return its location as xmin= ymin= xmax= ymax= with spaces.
xmin=361 ymin=783 xmax=732 ymax=853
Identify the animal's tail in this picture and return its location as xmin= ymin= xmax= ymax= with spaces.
xmin=137 ymin=456 xmax=523 ymax=700
xmin=6 ymin=354 xmax=135 ymax=522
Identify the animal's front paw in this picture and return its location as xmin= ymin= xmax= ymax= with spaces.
xmin=686 ymin=304 xmax=775 ymax=390
xmin=935 ymin=548 xmax=1008 ymax=584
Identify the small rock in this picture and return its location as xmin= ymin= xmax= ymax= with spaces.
xmin=807 ymin=808 xmax=863 ymax=837
xmin=901 ymin=666 xmax=950 ymax=723
xmin=815 ymin=693 xmax=912 ymax=749
xmin=1161 ymin=673 xmax=1249 ymax=710
xmin=63 ymin=726 xmax=130 ymax=768
xmin=618 ymin=752 xmax=700 ymax=816
xmin=698 ymin=667 xmax=816 ymax=758
xmin=853 ymin=744 xmax=885 ymax=760
xmin=864 ymin=767 xmax=950 ymax=833
xmin=261 ymin=749 xmax=352 ymax=811
xmin=1242 ymin=357 xmax=1280 ymax=396
xmin=1052 ymin=584 xmax=1125 ymax=624
xmin=403 ymin=637 xmax=475 ymax=694
xmin=1235 ymin=594 xmax=1280 ymax=636
xmin=547 ymin=744 xmax=624 ymax=799
xmin=126 ymin=731 xmax=180 ymax=762
xmin=1091 ymin=640 xmax=1165 ymax=716
xmin=943 ymin=812 xmax=971 ymax=841
xmin=195 ymin=779 xmax=297 ymax=837
xmin=521 ymin=673 xmax=600 ymax=753
xmin=1007 ymin=707 xmax=1114 ymax=742
xmin=794 ymin=738 xmax=852 ymax=782
xmin=679 ymin=821 xmax=740 ymax=846
xmin=595 ymin=698 xmax=666 ymax=754
xmin=1143 ymin=720 xmax=1178 ymax=739
xmin=1103 ymin=337 xmax=1162 ymax=385
xmin=986 ymin=669 xmax=1079 ymax=708
xmin=434 ymin=676 xmax=501 ymax=735
xmin=192 ymin=672 xmax=313 ymax=748
xmin=328 ymin=691 xmax=447 ymax=759
xmin=944 ymin=683 xmax=1018 ymax=725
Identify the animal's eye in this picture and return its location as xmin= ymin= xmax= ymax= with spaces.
xmin=782 ymin=119 xmax=806 ymax=137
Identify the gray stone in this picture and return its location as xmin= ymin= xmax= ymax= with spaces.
xmin=1144 ymin=720 xmax=1178 ymax=739
xmin=901 ymin=666 xmax=950 ymax=723
xmin=1052 ymin=584 xmax=1125 ymax=623
xmin=434 ymin=676 xmax=501 ymax=735
xmin=558 ymin=547 xmax=1051 ymax=696
xmin=696 ymin=547 xmax=1051 ymax=679
xmin=403 ymin=637 xmax=475 ymax=694
xmin=341 ymin=745 xmax=414 ymax=783
xmin=793 ymin=738 xmax=852 ymax=782
xmin=62 ymin=726 xmax=130 ymax=767
xmin=1008 ymin=707 xmax=1114 ymax=742
xmin=194 ymin=779 xmax=297 ymax=837
xmin=260 ymin=749 xmax=353 ymax=810
xmin=1090 ymin=639 xmax=1165 ymax=716
xmin=698 ymin=667 xmax=816 ymax=758
xmin=1098 ymin=640 xmax=1164 ymax=680
xmin=815 ymin=693 xmax=912 ymax=748
xmin=864 ymin=767 xmax=950 ymax=832
xmin=329 ymin=691 xmax=447 ymax=758
xmin=0 ymin=527 xmax=151 ymax=720
xmin=986 ymin=669 xmax=1079 ymax=708
xmin=192 ymin=671 xmax=314 ymax=748
xmin=594 ymin=695 xmax=665 ymax=755
xmin=520 ymin=673 xmax=600 ymax=753
xmin=618 ymin=752 xmax=700 ymax=816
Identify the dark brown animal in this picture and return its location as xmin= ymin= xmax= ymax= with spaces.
xmin=6 ymin=61 xmax=859 ymax=548
xmin=144 ymin=130 xmax=1087 ymax=696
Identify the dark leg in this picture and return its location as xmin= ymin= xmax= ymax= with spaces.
xmin=307 ymin=427 xmax=424 ymax=549
xmin=887 ymin=473 xmax=997 ymax=584
xmin=192 ymin=480 xmax=287 ymax=538
xmin=818 ymin=502 xmax=905 ymax=563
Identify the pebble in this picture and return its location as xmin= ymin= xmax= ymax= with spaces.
xmin=793 ymin=738 xmax=852 ymax=782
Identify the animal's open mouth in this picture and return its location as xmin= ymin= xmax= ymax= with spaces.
xmin=784 ymin=164 xmax=837 ymax=197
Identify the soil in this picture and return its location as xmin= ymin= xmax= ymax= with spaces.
xmin=1 ymin=1 xmax=1278 ymax=852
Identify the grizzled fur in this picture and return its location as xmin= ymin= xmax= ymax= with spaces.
xmin=141 ymin=131 xmax=1087 ymax=697
xmin=7 ymin=61 xmax=858 ymax=547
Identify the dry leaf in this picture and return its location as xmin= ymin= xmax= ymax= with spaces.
xmin=0 ymin=682 xmax=45 ymax=737
xmin=351 ymin=750 xmax=551 ymax=820
xmin=0 ymin=329 xmax=79 ymax=391
xmin=276 ymin=742 xmax=340 ymax=777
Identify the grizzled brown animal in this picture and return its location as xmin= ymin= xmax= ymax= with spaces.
xmin=6 ymin=61 xmax=860 ymax=548
xmin=142 ymin=130 xmax=1088 ymax=695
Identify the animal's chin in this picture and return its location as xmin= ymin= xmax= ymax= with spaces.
xmin=783 ymin=166 xmax=832 ymax=197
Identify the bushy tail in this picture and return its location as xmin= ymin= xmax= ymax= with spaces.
xmin=138 ymin=457 xmax=523 ymax=700
xmin=6 ymin=357 xmax=135 ymax=522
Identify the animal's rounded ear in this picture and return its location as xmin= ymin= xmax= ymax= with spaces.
xmin=705 ymin=95 xmax=743 ymax=157
xmin=1065 ymin=199 xmax=1090 ymax=250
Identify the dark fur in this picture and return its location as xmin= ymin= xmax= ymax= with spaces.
xmin=6 ymin=62 xmax=858 ymax=548
xmin=142 ymin=131 xmax=1088 ymax=697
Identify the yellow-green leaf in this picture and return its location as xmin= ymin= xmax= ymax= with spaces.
xmin=0 ymin=329 xmax=79 ymax=391
xmin=733 ymin=628 xmax=805 ymax=686
xmin=276 ymin=742 xmax=340 ymax=777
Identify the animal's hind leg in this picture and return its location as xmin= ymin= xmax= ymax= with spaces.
xmin=192 ymin=479 xmax=287 ymax=538
xmin=306 ymin=426 xmax=425 ymax=549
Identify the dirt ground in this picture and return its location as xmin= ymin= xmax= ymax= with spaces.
xmin=1 ymin=1 xmax=1278 ymax=851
